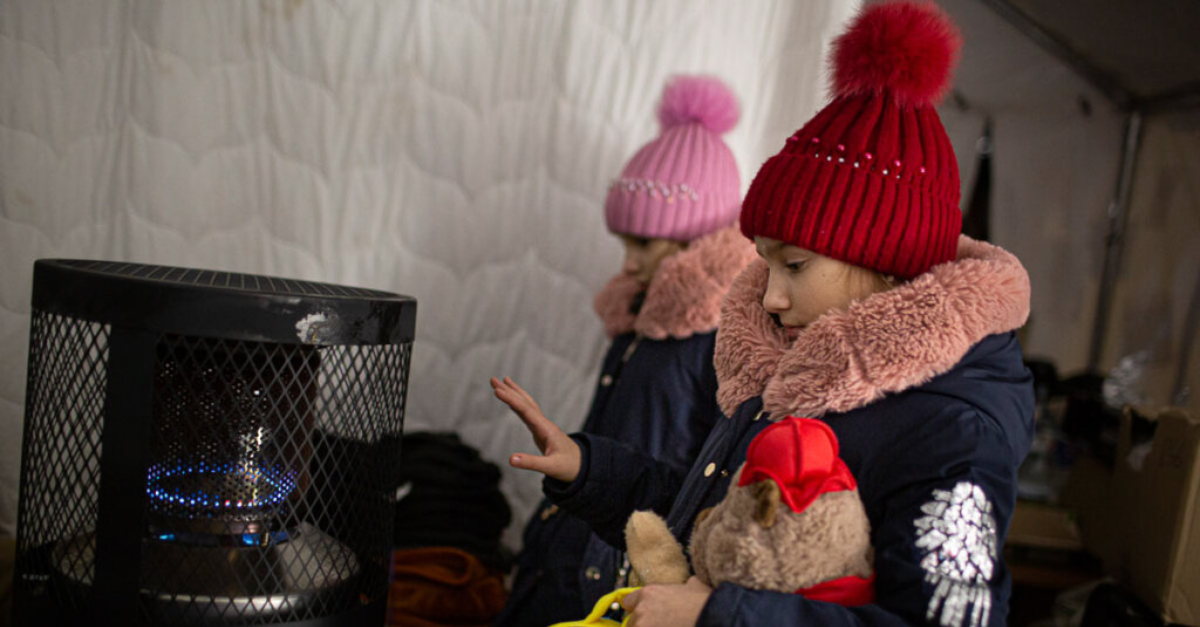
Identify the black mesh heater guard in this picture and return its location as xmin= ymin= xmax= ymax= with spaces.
xmin=14 ymin=260 xmax=416 ymax=627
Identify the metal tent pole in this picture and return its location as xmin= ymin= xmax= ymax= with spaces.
xmin=1087 ymin=111 xmax=1143 ymax=371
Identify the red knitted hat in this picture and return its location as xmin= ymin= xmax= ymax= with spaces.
xmin=740 ymin=1 xmax=963 ymax=279
xmin=738 ymin=417 xmax=857 ymax=515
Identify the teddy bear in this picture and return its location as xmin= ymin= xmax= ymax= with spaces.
xmin=624 ymin=417 xmax=875 ymax=606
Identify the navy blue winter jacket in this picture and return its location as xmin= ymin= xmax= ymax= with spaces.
xmin=495 ymin=226 xmax=754 ymax=627
xmin=545 ymin=238 xmax=1036 ymax=627
xmin=495 ymin=332 xmax=721 ymax=627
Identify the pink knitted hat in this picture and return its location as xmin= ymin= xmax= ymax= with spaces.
xmin=604 ymin=75 xmax=742 ymax=242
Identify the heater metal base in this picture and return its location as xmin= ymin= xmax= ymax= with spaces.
xmin=16 ymin=594 xmax=385 ymax=627
xmin=51 ymin=523 xmax=360 ymax=622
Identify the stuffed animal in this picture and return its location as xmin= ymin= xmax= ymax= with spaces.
xmin=625 ymin=417 xmax=875 ymax=605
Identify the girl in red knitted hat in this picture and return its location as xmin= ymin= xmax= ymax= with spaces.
xmin=491 ymin=75 xmax=755 ymax=627
xmin=494 ymin=3 xmax=1035 ymax=626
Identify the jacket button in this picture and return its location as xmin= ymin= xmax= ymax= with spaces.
xmin=704 ymin=462 xmax=716 ymax=477
xmin=600 ymin=374 xmax=614 ymax=386
xmin=585 ymin=566 xmax=602 ymax=580
xmin=611 ymin=602 xmax=622 ymax=612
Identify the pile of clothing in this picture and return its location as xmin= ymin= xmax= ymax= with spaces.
xmin=388 ymin=432 xmax=512 ymax=627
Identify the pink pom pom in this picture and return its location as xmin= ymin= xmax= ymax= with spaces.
xmin=831 ymin=1 xmax=962 ymax=107
xmin=656 ymin=75 xmax=740 ymax=135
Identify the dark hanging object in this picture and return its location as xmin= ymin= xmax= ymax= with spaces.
xmin=13 ymin=260 xmax=416 ymax=627
xmin=962 ymin=118 xmax=993 ymax=242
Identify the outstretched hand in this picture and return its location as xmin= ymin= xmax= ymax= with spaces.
xmin=490 ymin=376 xmax=582 ymax=483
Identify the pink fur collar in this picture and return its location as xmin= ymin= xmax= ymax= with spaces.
xmin=594 ymin=225 xmax=756 ymax=340
xmin=714 ymin=236 xmax=1031 ymax=418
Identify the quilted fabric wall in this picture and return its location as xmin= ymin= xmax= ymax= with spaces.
xmin=0 ymin=0 xmax=862 ymax=544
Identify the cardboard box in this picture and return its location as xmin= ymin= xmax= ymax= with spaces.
xmin=1007 ymin=501 xmax=1085 ymax=552
xmin=1065 ymin=407 xmax=1200 ymax=625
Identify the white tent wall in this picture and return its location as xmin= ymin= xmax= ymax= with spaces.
xmin=0 ymin=0 xmax=860 ymax=543
xmin=1100 ymin=110 xmax=1200 ymax=415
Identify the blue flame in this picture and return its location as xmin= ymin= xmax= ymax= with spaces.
xmin=145 ymin=461 xmax=297 ymax=515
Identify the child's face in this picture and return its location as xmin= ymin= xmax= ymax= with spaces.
xmin=754 ymin=237 xmax=888 ymax=340
xmin=619 ymin=235 xmax=685 ymax=285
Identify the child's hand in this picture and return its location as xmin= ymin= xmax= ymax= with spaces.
xmin=490 ymin=376 xmax=582 ymax=483
xmin=622 ymin=576 xmax=712 ymax=627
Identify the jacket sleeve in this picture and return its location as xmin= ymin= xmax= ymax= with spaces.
xmin=542 ymin=432 xmax=688 ymax=550
xmin=698 ymin=409 xmax=1019 ymax=627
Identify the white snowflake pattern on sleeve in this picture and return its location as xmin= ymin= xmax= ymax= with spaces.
xmin=913 ymin=482 xmax=998 ymax=627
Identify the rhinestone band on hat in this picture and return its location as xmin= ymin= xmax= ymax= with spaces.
xmin=610 ymin=178 xmax=700 ymax=203
xmin=786 ymin=135 xmax=931 ymax=183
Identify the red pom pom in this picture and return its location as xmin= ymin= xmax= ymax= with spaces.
xmin=831 ymin=1 xmax=962 ymax=107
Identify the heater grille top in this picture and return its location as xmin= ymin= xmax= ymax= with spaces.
xmin=54 ymin=260 xmax=396 ymax=299
xmin=31 ymin=259 xmax=416 ymax=346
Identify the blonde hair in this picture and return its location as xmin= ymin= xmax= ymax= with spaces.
xmin=840 ymin=263 xmax=896 ymax=301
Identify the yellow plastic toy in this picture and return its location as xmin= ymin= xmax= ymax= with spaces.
xmin=547 ymin=587 xmax=641 ymax=627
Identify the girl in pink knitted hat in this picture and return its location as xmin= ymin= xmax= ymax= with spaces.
xmin=495 ymin=3 xmax=1036 ymax=627
xmin=491 ymin=75 xmax=755 ymax=627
